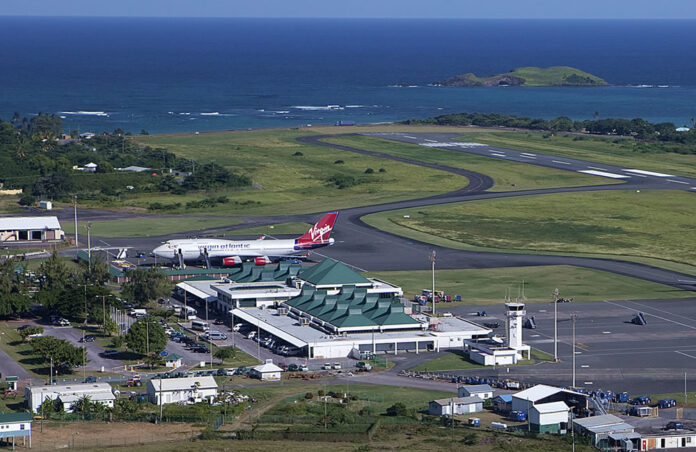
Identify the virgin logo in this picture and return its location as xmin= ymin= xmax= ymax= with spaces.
xmin=310 ymin=225 xmax=332 ymax=241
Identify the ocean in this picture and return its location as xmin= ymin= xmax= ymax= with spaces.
xmin=1 ymin=17 xmax=695 ymax=133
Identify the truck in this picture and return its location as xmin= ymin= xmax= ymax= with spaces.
xmin=508 ymin=411 xmax=527 ymax=422
xmin=356 ymin=361 xmax=372 ymax=372
xmin=130 ymin=308 xmax=147 ymax=318
xmin=614 ymin=392 xmax=630 ymax=403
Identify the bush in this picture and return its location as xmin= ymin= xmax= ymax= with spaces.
xmin=111 ymin=336 xmax=125 ymax=349
xmin=305 ymin=392 xmax=314 ymax=399
xmin=386 ymin=402 xmax=407 ymax=417
xmin=378 ymin=168 xmax=386 ymax=173
xmin=461 ymin=432 xmax=478 ymax=445
xmin=292 ymin=151 xmax=303 ymax=156
xmin=317 ymin=390 xmax=324 ymax=397
xmin=364 ymin=168 xmax=374 ymax=174
xmin=334 ymin=160 xmax=344 ymax=164
xmin=18 ymin=194 xmax=35 ymax=206
xmin=327 ymin=174 xmax=358 ymax=189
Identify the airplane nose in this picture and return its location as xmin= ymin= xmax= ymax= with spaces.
xmin=153 ymin=244 xmax=175 ymax=259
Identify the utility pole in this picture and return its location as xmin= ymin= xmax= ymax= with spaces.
xmin=685 ymin=372 xmax=688 ymax=407
xmin=572 ymin=313 xmax=577 ymax=388
xmin=73 ymin=196 xmax=78 ymax=248
xmin=553 ymin=288 xmax=559 ymax=362
xmin=86 ymin=222 xmax=92 ymax=273
xmin=146 ymin=319 xmax=150 ymax=355
xmin=102 ymin=296 xmax=106 ymax=333
xmin=429 ymin=250 xmax=436 ymax=317
xmin=206 ymin=299 xmax=212 ymax=368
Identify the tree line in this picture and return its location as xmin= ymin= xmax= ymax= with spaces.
xmin=403 ymin=112 xmax=696 ymax=153
xmin=0 ymin=115 xmax=252 ymax=204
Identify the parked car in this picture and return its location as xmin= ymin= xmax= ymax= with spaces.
xmin=232 ymin=323 xmax=243 ymax=332
xmin=84 ymin=376 xmax=97 ymax=383
xmin=102 ymin=349 xmax=119 ymax=356
xmin=332 ymin=363 xmax=341 ymax=370
xmin=322 ymin=363 xmax=332 ymax=370
xmin=287 ymin=364 xmax=299 ymax=372
xmin=666 ymin=421 xmax=684 ymax=430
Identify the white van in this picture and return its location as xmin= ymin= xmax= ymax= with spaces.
xmin=208 ymin=331 xmax=228 ymax=341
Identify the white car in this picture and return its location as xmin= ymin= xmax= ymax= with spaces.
xmin=232 ymin=323 xmax=243 ymax=332
xmin=332 ymin=363 xmax=341 ymax=370
xmin=322 ymin=363 xmax=331 ymax=370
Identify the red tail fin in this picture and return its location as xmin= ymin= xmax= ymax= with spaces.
xmin=297 ymin=212 xmax=338 ymax=245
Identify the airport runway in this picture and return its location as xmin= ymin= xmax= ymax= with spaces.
xmin=55 ymin=132 xmax=696 ymax=292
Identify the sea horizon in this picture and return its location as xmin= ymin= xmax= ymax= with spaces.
xmin=1 ymin=17 xmax=695 ymax=133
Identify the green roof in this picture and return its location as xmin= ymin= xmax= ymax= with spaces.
xmin=0 ymin=412 xmax=32 ymax=423
xmin=285 ymin=284 xmax=417 ymax=331
xmin=299 ymin=259 xmax=370 ymax=286
xmin=166 ymin=353 xmax=183 ymax=361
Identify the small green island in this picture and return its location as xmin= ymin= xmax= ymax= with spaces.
xmin=436 ymin=66 xmax=608 ymax=87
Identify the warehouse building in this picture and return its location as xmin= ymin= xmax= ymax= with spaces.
xmin=428 ymin=397 xmax=483 ymax=416
xmin=0 ymin=216 xmax=64 ymax=243
xmin=147 ymin=376 xmax=218 ymax=405
xmin=529 ymin=401 xmax=569 ymax=433
xmin=458 ymin=384 xmax=494 ymax=400
xmin=26 ymin=383 xmax=115 ymax=413
xmin=512 ymin=384 xmax=587 ymax=413
xmin=573 ymin=414 xmax=637 ymax=449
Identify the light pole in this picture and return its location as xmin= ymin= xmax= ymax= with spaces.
xmin=571 ymin=313 xmax=577 ymax=388
xmin=429 ymin=250 xmax=436 ymax=317
xmin=206 ymin=299 xmax=212 ymax=368
xmin=553 ymin=288 xmax=559 ymax=362
xmin=86 ymin=222 xmax=92 ymax=274
xmin=73 ymin=196 xmax=78 ymax=248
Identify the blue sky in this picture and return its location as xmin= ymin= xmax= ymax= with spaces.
xmin=3 ymin=0 xmax=696 ymax=19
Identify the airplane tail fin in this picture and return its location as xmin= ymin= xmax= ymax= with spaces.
xmin=296 ymin=212 xmax=338 ymax=246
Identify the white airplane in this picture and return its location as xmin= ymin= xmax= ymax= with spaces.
xmin=152 ymin=212 xmax=338 ymax=268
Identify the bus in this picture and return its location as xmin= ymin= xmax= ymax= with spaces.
xmin=191 ymin=320 xmax=210 ymax=332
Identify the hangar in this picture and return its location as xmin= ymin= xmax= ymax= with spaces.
xmin=0 ymin=216 xmax=64 ymax=242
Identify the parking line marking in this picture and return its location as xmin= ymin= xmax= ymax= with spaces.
xmin=603 ymin=300 xmax=696 ymax=330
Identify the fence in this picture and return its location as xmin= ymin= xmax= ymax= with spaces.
xmin=31 ymin=431 xmax=195 ymax=452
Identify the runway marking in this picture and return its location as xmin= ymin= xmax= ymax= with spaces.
xmin=423 ymin=138 xmax=437 ymax=142
xmin=520 ymin=154 xmax=536 ymax=159
xmin=552 ymin=160 xmax=571 ymax=165
xmin=603 ymin=300 xmax=696 ymax=330
xmin=490 ymin=153 xmax=506 ymax=157
xmin=578 ymin=170 xmax=630 ymax=179
xmin=588 ymin=166 xmax=607 ymax=171
xmin=602 ymin=331 xmax=611 ymax=334
xmin=691 ymin=187 xmax=696 ymax=191
xmin=629 ymin=173 xmax=648 ymax=178
xmin=667 ymin=179 xmax=689 ymax=185
xmin=623 ymin=169 xmax=675 ymax=177
xmin=581 ymin=365 xmax=590 ymax=368
xmin=403 ymin=135 xmax=417 ymax=139
xmin=520 ymin=152 xmax=536 ymax=156
xmin=675 ymin=351 xmax=696 ymax=360
xmin=584 ymin=381 xmax=593 ymax=385
xmin=530 ymin=334 xmax=541 ymax=338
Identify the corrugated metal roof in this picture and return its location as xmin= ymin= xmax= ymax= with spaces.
xmin=149 ymin=376 xmax=217 ymax=392
xmin=513 ymin=384 xmax=582 ymax=402
xmin=432 ymin=396 xmax=483 ymax=406
xmin=532 ymin=401 xmax=569 ymax=414
xmin=574 ymin=414 xmax=631 ymax=430
xmin=0 ymin=216 xmax=61 ymax=231
xmin=299 ymin=259 xmax=370 ymax=285
xmin=0 ymin=412 xmax=32 ymax=423
xmin=462 ymin=384 xmax=493 ymax=393
xmin=496 ymin=394 xmax=513 ymax=402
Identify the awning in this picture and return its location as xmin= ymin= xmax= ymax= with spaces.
xmin=230 ymin=308 xmax=306 ymax=348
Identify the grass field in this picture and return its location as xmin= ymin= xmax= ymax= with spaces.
xmin=364 ymin=190 xmax=696 ymax=269
xmin=365 ymin=265 xmax=691 ymax=304
xmin=324 ymin=134 xmax=614 ymax=191
xmin=129 ymin=129 xmax=468 ymax=215
xmin=468 ymin=131 xmax=696 ymax=179
xmin=649 ymin=392 xmax=696 ymax=409
xmin=63 ymin=217 xmax=242 ymax=237
xmin=208 ymin=221 xmax=312 ymax=237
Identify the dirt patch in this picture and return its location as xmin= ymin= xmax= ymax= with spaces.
xmin=31 ymin=421 xmax=200 ymax=450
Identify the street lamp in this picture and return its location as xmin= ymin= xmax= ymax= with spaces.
xmin=429 ymin=250 xmax=436 ymax=317
xmin=86 ymin=222 xmax=92 ymax=273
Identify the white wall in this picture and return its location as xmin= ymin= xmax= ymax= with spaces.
xmin=530 ymin=410 xmax=568 ymax=426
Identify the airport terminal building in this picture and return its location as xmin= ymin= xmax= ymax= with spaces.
xmin=177 ymin=258 xmax=491 ymax=359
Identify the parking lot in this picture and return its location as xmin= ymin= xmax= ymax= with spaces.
xmin=444 ymin=297 xmax=696 ymax=393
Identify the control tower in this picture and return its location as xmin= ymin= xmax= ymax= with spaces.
xmin=505 ymin=302 xmax=526 ymax=349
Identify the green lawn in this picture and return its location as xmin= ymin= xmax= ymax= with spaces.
xmin=63 ymin=217 xmax=242 ymax=238
xmin=365 ymin=265 xmax=691 ymax=304
xmin=324 ymin=134 xmax=614 ymax=191
xmin=409 ymin=350 xmax=537 ymax=372
xmin=363 ymin=190 xmax=696 ymax=269
xmin=468 ymin=131 xmax=696 ymax=179
xmin=208 ymin=222 xmax=312 ymax=237
xmin=649 ymin=392 xmax=696 ymax=408
xmin=126 ymin=129 xmax=468 ymax=216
